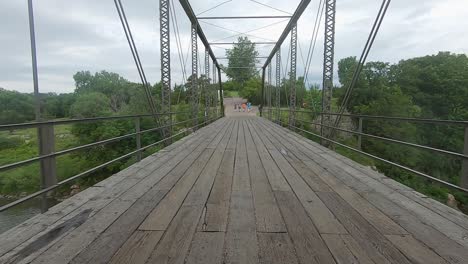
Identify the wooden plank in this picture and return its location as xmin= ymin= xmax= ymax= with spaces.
xmin=257 ymin=233 xmax=299 ymax=264
xmin=273 ymin=190 xmax=336 ymax=264
xmin=246 ymin=120 xmax=291 ymax=192
xmin=252 ymin=121 xmax=346 ymax=235
xmin=321 ymin=234 xmax=374 ymax=264
xmin=244 ymin=120 xmax=287 ymax=233
xmin=259 ymin=119 xmax=409 ymax=236
xmin=3 ymin=120 xmax=229 ymax=264
xmin=316 ymin=191 xmax=412 ymax=264
xmin=199 ymin=149 xmax=234 ymax=232
xmin=109 ymin=231 xmax=163 ymax=264
xmin=144 ymin=121 xmax=234 ymax=263
xmin=364 ymin=192 xmax=468 ymax=263
xmin=224 ymin=119 xmax=259 ymax=264
xmin=185 ymin=232 xmax=224 ymax=264
xmin=68 ymin=121 xmax=233 ymax=263
xmin=385 ymin=234 xmax=447 ymax=264
xmin=139 ymin=121 xmax=233 ymax=231
xmin=145 ymin=205 xmax=201 ymax=264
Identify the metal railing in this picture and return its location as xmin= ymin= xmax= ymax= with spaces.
xmin=0 ymin=110 xmax=222 ymax=212
xmin=264 ymin=107 xmax=468 ymax=193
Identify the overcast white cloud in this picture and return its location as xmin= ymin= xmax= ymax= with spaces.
xmin=1 ymin=0 xmax=467 ymax=93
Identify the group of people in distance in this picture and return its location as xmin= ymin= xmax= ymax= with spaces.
xmin=234 ymin=102 xmax=252 ymax=112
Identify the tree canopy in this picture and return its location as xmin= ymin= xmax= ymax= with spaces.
xmin=224 ymin=36 xmax=259 ymax=89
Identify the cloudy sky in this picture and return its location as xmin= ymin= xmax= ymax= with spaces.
xmin=1 ymin=0 xmax=468 ymax=94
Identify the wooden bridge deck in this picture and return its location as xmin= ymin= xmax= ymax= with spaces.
xmin=1 ymin=117 xmax=468 ymax=264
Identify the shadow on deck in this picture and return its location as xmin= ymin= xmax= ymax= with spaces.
xmin=1 ymin=117 xmax=468 ymax=264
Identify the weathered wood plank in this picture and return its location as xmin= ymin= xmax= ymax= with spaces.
xmin=244 ymin=120 xmax=286 ymax=233
xmin=259 ymin=119 xmax=408 ymax=236
xmin=252 ymin=120 xmax=347 ymax=234
xmin=316 ymin=191 xmax=411 ymax=264
xmin=109 ymin=231 xmax=163 ymax=264
xmin=224 ymin=120 xmax=259 ymax=264
xmin=146 ymin=205 xmax=201 ymax=264
xmin=321 ymin=234 xmax=374 ymax=264
xmin=246 ymin=120 xmax=291 ymax=192
xmin=144 ymin=121 xmax=234 ymax=263
xmin=185 ymin=232 xmax=225 ymax=264
xmin=364 ymin=192 xmax=468 ymax=263
xmin=0 ymin=118 xmax=227 ymax=260
xmin=273 ymin=190 xmax=336 ymax=264
xmin=257 ymin=233 xmax=299 ymax=264
xmin=198 ymin=149 xmax=235 ymax=232
xmin=385 ymin=234 xmax=447 ymax=264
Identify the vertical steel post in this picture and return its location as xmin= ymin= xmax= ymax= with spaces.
xmin=135 ymin=117 xmax=141 ymax=162
xmin=289 ymin=24 xmax=297 ymax=129
xmin=160 ymin=0 xmax=171 ymax=139
xmin=321 ymin=0 xmax=336 ymax=139
xmin=461 ymin=126 xmax=468 ymax=188
xmin=29 ymin=0 xmax=57 ymax=212
xmin=357 ymin=117 xmax=363 ymax=150
xmin=260 ymin=67 xmax=266 ymax=117
xmin=217 ymin=67 xmax=224 ymax=116
xmin=204 ymin=50 xmax=210 ymax=123
xmin=213 ymin=63 xmax=218 ymax=117
xmin=275 ymin=50 xmax=281 ymax=123
xmin=267 ymin=64 xmax=272 ymax=120
xmin=191 ymin=23 xmax=199 ymax=127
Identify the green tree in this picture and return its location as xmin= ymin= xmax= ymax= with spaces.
xmin=224 ymin=37 xmax=259 ymax=89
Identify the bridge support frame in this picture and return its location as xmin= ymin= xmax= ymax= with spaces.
xmin=260 ymin=67 xmax=266 ymax=117
xmin=288 ymin=24 xmax=297 ymax=129
xmin=160 ymin=0 xmax=172 ymax=140
xmin=217 ymin=67 xmax=224 ymax=116
xmin=191 ymin=23 xmax=199 ymax=127
xmin=204 ymin=50 xmax=210 ymax=123
xmin=275 ymin=50 xmax=281 ymax=123
xmin=321 ymin=0 xmax=336 ymax=140
xmin=267 ymin=64 xmax=272 ymax=120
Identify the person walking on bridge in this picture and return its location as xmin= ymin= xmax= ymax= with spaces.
xmin=242 ymin=103 xmax=247 ymax=112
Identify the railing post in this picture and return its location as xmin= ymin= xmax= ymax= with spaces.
xmin=135 ymin=117 xmax=141 ymax=162
xmin=38 ymin=124 xmax=57 ymax=212
xmin=461 ymin=125 xmax=468 ymax=189
xmin=357 ymin=117 xmax=363 ymax=150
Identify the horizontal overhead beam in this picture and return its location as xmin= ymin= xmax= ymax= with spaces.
xmin=197 ymin=15 xmax=292 ymax=19
xmin=262 ymin=0 xmax=311 ymax=69
xmin=179 ymin=0 xmax=220 ymax=69
xmin=216 ymin=56 xmax=269 ymax=59
xmin=210 ymin=42 xmax=276 ymax=45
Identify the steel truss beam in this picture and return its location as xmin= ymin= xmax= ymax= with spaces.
xmin=321 ymin=0 xmax=336 ymax=138
xmin=204 ymin=50 xmax=210 ymax=122
xmin=210 ymin=42 xmax=276 ymax=45
xmin=263 ymin=0 xmax=311 ymax=68
xmin=213 ymin=63 xmax=218 ymax=116
xmin=275 ymin=50 xmax=281 ymax=123
xmin=289 ymin=24 xmax=297 ymax=128
xmin=191 ymin=23 xmax=199 ymax=127
xmin=197 ymin=15 xmax=292 ymax=20
xmin=267 ymin=64 xmax=272 ymax=120
xmin=160 ymin=0 xmax=171 ymax=139
xmin=179 ymin=0 xmax=220 ymax=69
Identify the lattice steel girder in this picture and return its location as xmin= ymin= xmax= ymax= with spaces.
xmin=191 ymin=23 xmax=199 ymax=127
xmin=289 ymin=24 xmax=297 ymax=128
xmin=263 ymin=0 xmax=311 ymax=68
xmin=160 ymin=0 xmax=171 ymax=138
xmin=213 ymin=63 xmax=218 ymax=115
xmin=275 ymin=50 xmax=281 ymax=122
xmin=261 ymin=67 xmax=266 ymax=117
xmin=204 ymin=50 xmax=210 ymax=122
xmin=321 ymin=0 xmax=336 ymax=137
xmin=179 ymin=0 xmax=220 ymax=69
xmin=267 ymin=64 xmax=272 ymax=120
